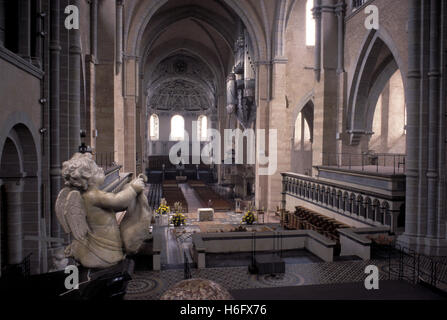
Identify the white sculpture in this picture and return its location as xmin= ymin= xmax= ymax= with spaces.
xmin=55 ymin=153 xmax=152 ymax=269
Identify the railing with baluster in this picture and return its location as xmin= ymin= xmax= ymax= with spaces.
xmin=352 ymin=0 xmax=368 ymax=10
xmin=372 ymin=242 xmax=447 ymax=292
xmin=321 ymin=152 xmax=406 ymax=175
xmin=281 ymin=172 xmax=404 ymax=232
xmin=95 ymin=152 xmax=115 ymax=170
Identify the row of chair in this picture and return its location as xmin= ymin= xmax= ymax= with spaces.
xmin=162 ymin=182 xmax=188 ymax=213
xmin=189 ymin=183 xmax=233 ymax=211
xmin=147 ymin=184 xmax=162 ymax=210
xmin=284 ymin=206 xmax=349 ymax=243
xmin=148 ymin=156 xmax=211 ymax=171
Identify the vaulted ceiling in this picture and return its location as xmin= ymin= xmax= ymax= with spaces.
xmin=147 ymin=53 xmax=216 ymax=113
xmin=137 ymin=0 xmax=241 ymax=115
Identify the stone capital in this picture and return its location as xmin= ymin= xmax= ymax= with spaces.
xmin=272 ymin=56 xmax=288 ymax=65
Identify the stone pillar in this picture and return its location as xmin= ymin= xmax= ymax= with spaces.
xmin=438 ymin=0 xmax=447 ymax=240
xmin=399 ymin=0 xmax=424 ymax=250
xmin=426 ymin=0 xmax=441 ymax=239
xmin=95 ymin=0 xmax=116 ymax=159
xmin=415 ymin=1 xmax=431 ymax=240
xmin=255 ymin=61 xmax=270 ymax=210
xmin=87 ymin=0 xmax=98 ymax=151
xmin=312 ymin=1 xmax=339 ymax=173
xmin=335 ymin=1 xmax=346 ymax=164
xmin=267 ymin=58 xmax=291 ymax=212
xmin=18 ymin=0 xmax=31 ymax=61
xmin=116 ymin=0 xmax=124 ymax=73
xmin=50 ymin=0 xmax=61 ymax=238
xmin=4 ymin=180 xmax=24 ymax=265
xmin=32 ymin=0 xmax=43 ymax=68
xmin=335 ymin=2 xmax=345 ymax=74
xmin=90 ymin=0 xmax=98 ymax=59
xmin=68 ymin=0 xmax=81 ymax=154
xmin=313 ymin=0 xmax=322 ymax=82
xmin=122 ymin=56 xmax=138 ymax=174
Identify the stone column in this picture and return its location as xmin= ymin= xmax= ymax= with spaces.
xmin=87 ymin=0 xmax=98 ymax=151
xmin=255 ymin=61 xmax=270 ymax=210
xmin=68 ymin=0 xmax=81 ymax=154
xmin=267 ymin=58 xmax=291 ymax=212
xmin=312 ymin=0 xmax=339 ymax=173
xmin=116 ymin=0 xmax=124 ymax=73
xmin=313 ymin=0 xmax=322 ymax=82
xmin=4 ymin=180 xmax=24 ymax=265
xmin=335 ymin=2 xmax=345 ymax=74
xmin=335 ymin=2 xmax=346 ymax=164
xmin=122 ymin=56 xmax=138 ymax=174
xmin=426 ymin=0 xmax=441 ymax=239
xmin=90 ymin=0 xmax=98 ymax=59
xmin=32 ymin=0 xmax=43 ymax=68
xmin=50 ymin=0 xmax=61 ymax=238
xmin=400 ymin=0 xmax=421 ymax=243
xmin=438 ymin=0 xmax=447 ymax=240
xmin=18 ymin=0 xmax=31 ymax=61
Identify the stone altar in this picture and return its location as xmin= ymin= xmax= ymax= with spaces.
xmin=198 ymin=208 xmax=214 ymax=222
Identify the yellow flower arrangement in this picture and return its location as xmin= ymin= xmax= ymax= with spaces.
xmin=171 ymin=213 xmax=186 ymax=227
xmin=156 ymin=204 xmax=170 ymax=215
xmin=242 ymin=210 xmax=256 ymax=225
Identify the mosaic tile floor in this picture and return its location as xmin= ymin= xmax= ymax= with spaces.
xmin=125 ymin=259 xmax=392 ymax=300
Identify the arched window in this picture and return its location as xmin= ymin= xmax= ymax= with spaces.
xmin=170 ymin=115 xmax=185 ymax=141
xmin=306 ymin=0 xmax=316 ymax=47
xmin=197 ymin=115 xmax=208 ymax=141
xmin=149 ymin=114 xmax=159 ymax=141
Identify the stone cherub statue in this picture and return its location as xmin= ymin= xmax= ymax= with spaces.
xmin=55 ymin=153 xmax=152 ymax=269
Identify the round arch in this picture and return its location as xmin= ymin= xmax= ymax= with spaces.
xmin=0 ymin=116 xmax=40 ymax=272
xmin=147 ymin=76 xmax=215 ymax=106
xmin=0 ymin=112 xmax=41 ymax=174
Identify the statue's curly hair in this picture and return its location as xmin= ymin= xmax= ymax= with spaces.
xmin=61 ymin=153 xmax=104 ymax=191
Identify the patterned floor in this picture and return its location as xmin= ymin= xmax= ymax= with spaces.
xmin=125 ymin=259 xmax=392 ymax=300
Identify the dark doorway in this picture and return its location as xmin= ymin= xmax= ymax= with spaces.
xmin=397 ymin=204 xmax=406 ymax=229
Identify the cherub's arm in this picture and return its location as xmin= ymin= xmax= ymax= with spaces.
xmin=93 ymin=187 xmax=138 ymax=212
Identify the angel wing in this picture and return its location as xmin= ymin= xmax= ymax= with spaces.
xmin=55 ymin=188 xmax=90 ymax=241
xmin=55 ymin=188 xmax=71 ymax=233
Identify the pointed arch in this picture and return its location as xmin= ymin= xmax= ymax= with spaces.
xmin=347 ymin=29 xmax=408 ymax=145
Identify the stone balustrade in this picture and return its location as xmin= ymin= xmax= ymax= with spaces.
xmin=281 ymin=172 xmax=404 ymax=232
